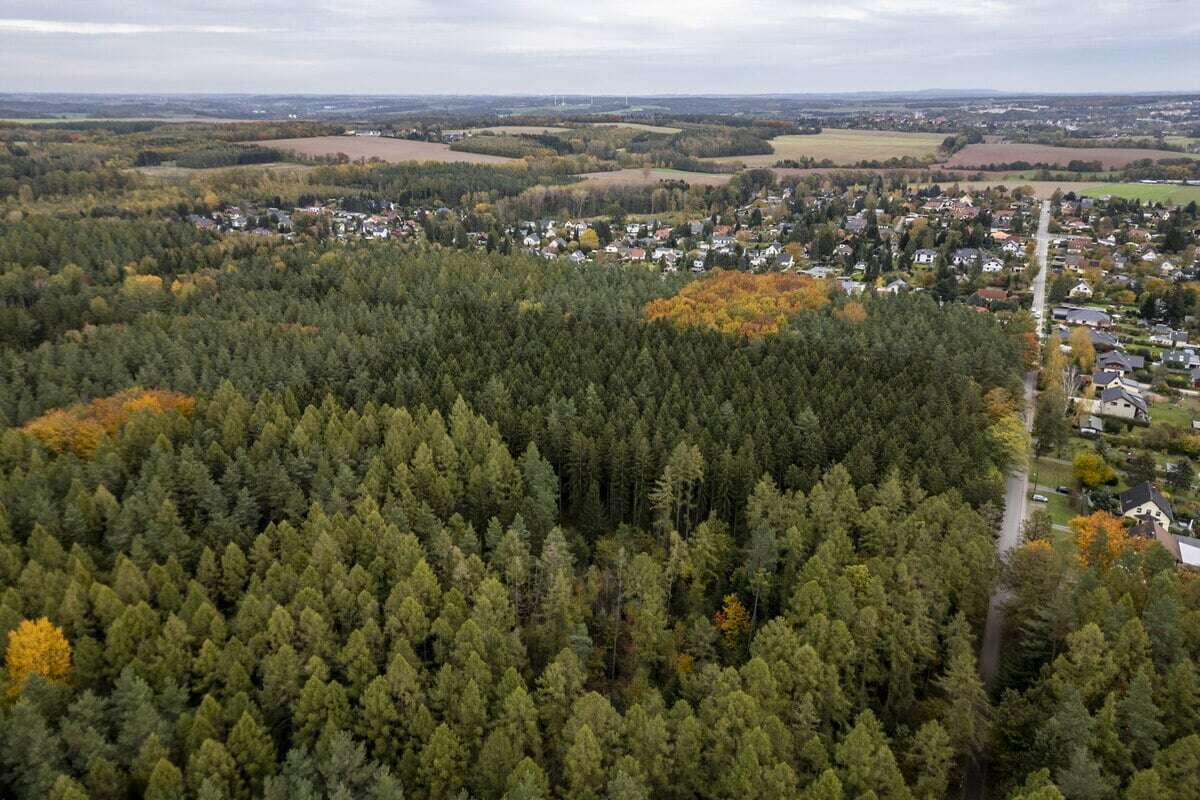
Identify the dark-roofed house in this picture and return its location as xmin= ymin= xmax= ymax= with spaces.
xmin=1054 ymin=307 xmax=1112 ymax=328
xmin=1097 ymin=386 xmax=1148 ymax=421
xmin=1092 ymin=371 xmax=1139 ymax=395
xmin=1120 ymin=482 xmax=1173 ymax=527
xmin=1097 ymin=350 xmax=1145 ymax=374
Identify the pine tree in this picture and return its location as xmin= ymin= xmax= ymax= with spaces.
xmin=145 ymin=758 xmax=186 ymax=800
xmin=1119 ymin=668 xmax=1166 ymax=768
xmin=418 ymin=724 xmax=466 ymax=800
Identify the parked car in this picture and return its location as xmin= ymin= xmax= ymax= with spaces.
xmin=1032 ymin=494 xmax=1048 ymax=503
xmin=1056 ymin=486 xmax=1071 ymax=494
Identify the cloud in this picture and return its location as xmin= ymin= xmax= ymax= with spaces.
xmin=0 ymin=1 xmax=1194 ymax=93
xmin=0 ymin=18 xmax=255 ymax=35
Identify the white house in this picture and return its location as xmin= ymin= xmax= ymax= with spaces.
xmin=1069 ymin=281 xmax=1093 ymax=299
xmin=1120 ymin=483 xmax=1173 ymax=527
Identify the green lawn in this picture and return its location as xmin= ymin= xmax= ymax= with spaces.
xmin=1150 ymin=398 xmax=1198 ymax=428
xmin=1031 ymin=457 xmax=1076 ymax=489
xmin=1073 ymin=183 xmax=1200 ymax=205
xmin=1030 ymin=488 xmax=1078 ymax=526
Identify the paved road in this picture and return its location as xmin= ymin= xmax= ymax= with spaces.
xmin=965 ymin=200 xmax=1050 ymax=798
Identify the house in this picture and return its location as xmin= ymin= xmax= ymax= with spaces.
xmin=777 ymin=252 xmax=795 ymax=269
xmin=913 ymin=249 xmax=938 ymax=265
xmin=1097 ymin=350 xmax=1145 ymax=373
xmin=803 ymin=266 xmax=840 ymax=280
xmin=1097 ymin=386 xmax=1149 ymax=421
xmin=977 ymin=287 xmax=1009 ymax=302
xmin=1091 ymin=370 xmax=1139 ymax=395
xmin=1054 ymin=307 xmax=1112 ymax=328
xmin=951 ymin=248 xmax=981 ymax=268
xmin=1079 ymin=414 xmax=1104 ymax=436
xmin=1163 ymin=348 xmax=1200 ymax=371
xmin=567 ymin=250 xmax=588 ymax=264
xmin=1169 ymin=533 xmax=1200 ymax=567
xmin=1069 ymin=281 xmax=1093 ymax=299
xmin=1119 ymin=482 xmax=1173 ymax=527
xmin=982 ymin=257 xmax=1005 ymax=273
xmin=884 ymin=279 xmax=909 ymax=294
xmin=1126 ymin=518 xmax=1198 ymax=565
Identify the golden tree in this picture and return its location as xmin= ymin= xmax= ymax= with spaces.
xmin=1069 ymin=511 xmax=1138 ymax=570
xmin=5 ymin=617 xmax=71 ymax=697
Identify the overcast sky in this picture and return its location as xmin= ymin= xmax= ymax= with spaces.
xmin=1 ymin=0 xmax=1197 ymax=95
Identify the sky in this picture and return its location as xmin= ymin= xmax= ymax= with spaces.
xmin=0 ymin=0 xmax=1197 ymax=95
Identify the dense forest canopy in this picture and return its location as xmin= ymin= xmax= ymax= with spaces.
xmin=0 ymin=124 xmax=1198 ymax=800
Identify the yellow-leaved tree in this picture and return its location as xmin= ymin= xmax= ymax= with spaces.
xmin=5 ymin=617 xmax=71 ymax=697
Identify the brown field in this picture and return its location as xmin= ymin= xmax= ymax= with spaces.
xmin=259 ymin=136 xmax=514 ymax=163
xmin=131 ymin=163 xmax=315 ymax=179
xmin=944 ymin=143 xmax=1199 ymax=169
xmin=574 ymin=168 xmax=733 ymax=187
xmin=585 ymin=122 xmax=682 ymax=134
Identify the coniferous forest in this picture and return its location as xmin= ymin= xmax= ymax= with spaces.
xmin=1 ymin=126 xmax=1199 ymax=800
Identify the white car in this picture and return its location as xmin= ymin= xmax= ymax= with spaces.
xmin=1032 ymin=493 xmax=1048 ymax=503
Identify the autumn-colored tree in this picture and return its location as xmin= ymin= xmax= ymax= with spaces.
xmin=713 ymin=594 xmax=751 ymax=653
xmin=1072 ymin=452 xmax=1115 ymax=488
xmin=22 ymin=388 xmax=195 ymax=457
xmin=579 ymin=229 xmax=600 ymax=250
xmin=834 ymin=301 xmax=867 ymax=323
xmin=5 ymin=617 xmax=72 ymax=697
xmin=1069 ymin=512 xmax=1138 ymax=569
xmin=1067 ymin=327 xmax=1096 ymax=372
xmin=644 ymin=270 xmax=830 ymax=338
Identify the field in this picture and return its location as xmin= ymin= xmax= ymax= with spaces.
xmin=944 ymin=142 xmax=1199 ymax=169
xmin=584 ymin=122 xmax=682 ymax=134
xmin=1075 ymin=182 xmax=1200 ymax=204
xmin=574 ymin=167 xmax=734 ymax=186
xmin=919 ymin=179 xmax=1200 ymax=204
xmin=257 ymin=136 xmax=514 ymax=163
xmin=131 ymin=163 xmax=315 ymax=179
xmin=457 ymin=125 xmax=571 ymax=135
xmin=704 ymin=128 xmax=945 ymax=166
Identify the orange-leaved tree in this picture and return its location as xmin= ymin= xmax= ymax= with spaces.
xmin=1069 ymin=511 xmax=1139 ymax=569
xmin=22 ymin=388 xmax=194 ymax=457
xmin=644 ymin=270 xmax=830 ymax=338
xmin=713 ymin=594 xmax=751 ymax=652
xmin=5 ymin=617 xmax=71 ymax=697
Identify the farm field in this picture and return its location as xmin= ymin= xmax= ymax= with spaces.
xmin=704 ymin=128 xmax=945 ymax=166
xmin=257 ymin=136 xmax=514 ymax=163
xmin=919 ymin=179 xmax=1200 ymax=204
xmin=944 ymin=142 xmax=1200 ymax=169
xmin=584 ymin=122 xmax=682 ymax=134
xmin=574 ymin=167 xmax=733 ymax=186
xmin=131 ymin=163 xmax=315 ymax=179
xmin=1075 ymin=182 xmax=1200 ymax=204
xmin=457 ymin=125 xmax=571 ymax=135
